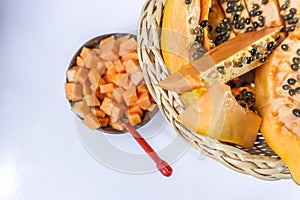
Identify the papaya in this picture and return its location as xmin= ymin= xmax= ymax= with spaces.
xmin=219 ymin=0 xmax=253 ymax=34
xmin=180 ymin=84 xmax=261 ymax=148
xmin=255 ymin=27 xmax=300 ymax=185
xmin=277 ymin=0 xmax=300 ymax=33
xmin=159 ymin=0 xmax=300 ymax=184
xmin=158 ymin=26 xmax=281 ymax=94
xmin=160 ymin=0 xmax=201 ymax=72
xmin=243 ymin=0 xmax=284 ymax=31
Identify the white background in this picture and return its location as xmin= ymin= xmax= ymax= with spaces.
xmin=0 ymin=0 xmax=300 ymax=199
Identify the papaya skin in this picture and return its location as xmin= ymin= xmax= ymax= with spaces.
xmin=255 ymin=27 xmax=300 ymax=185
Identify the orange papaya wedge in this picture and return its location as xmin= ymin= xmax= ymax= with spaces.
xmin=255 ymin=27 xmax=300 ymax=185
xmin=158 ymin=27 xmax=281 ymax=94
xmin=180 ymin=85 xmax=261 ymax=148
xmin=161 ymin=0 xmax=201 ymax=73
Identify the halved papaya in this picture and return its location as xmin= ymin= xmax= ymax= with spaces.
xmin=255 ymin=27 xmax=300 ymax=185
xmin=161 ymin=0 xmax=201 ymax=72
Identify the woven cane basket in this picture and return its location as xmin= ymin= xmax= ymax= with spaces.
xmin=137 ymin=0 xmax=291 ymax=181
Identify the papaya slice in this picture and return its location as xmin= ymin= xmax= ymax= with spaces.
xmin=219 ymin=0 xmax=253 ymax=34
xmin=243 ymin=0 xmax=284 ymax=31
xmin=255 ymin=27 xmax=300 ymax=185
xmin=277 ymin=0 xmax=300 ymax=33
xmin=202 ymin=0 xmax=236 ymax=49
xmin=158 ymin=27 xmax=281 ymax=94
xmin=180 ymin=84 xmax=261 ymax=148
xmin=161 ymin=0 xmax=201 ymax=72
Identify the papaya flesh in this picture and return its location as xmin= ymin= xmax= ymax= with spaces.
xmin=277 ymin=0 xmax=300 ymax=33
xmin=161 ymin=0 xmax=201 ymax=73
xmin=255 ymin=27 xmax=300 ymax=185
xmin=243 ymin=0 xmax=284 ymax=31
xmin=180 ymin=85 xmax=261 ymax=148
xmin=158 ymin=27 xmax=281 ymax=94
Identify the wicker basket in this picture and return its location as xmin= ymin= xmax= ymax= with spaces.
xmin=137 ymin=0 xmax=291 ymax=181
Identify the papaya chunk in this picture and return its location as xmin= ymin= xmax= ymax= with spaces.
xmin=65 ymin=82 xmax=82 ymax=101
xmin=83 ymin=113 xmax=101 ymax=130
xmin=72 ymin=101 xmax=90 ymax=118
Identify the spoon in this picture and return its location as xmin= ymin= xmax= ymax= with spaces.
xmin=121 ymin=119 xmax=173 ymax=177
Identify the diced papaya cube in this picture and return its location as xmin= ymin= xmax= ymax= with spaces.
xmin=137 ymin=92 xmax=152 ymax=110
xmin=75 ymin=67 xmax=89 ymax=83
xmin=67 ymin=66 xmax=79 ymax=82
xmin=99 ymin=48 xmax=119 ymax=61
xmin=123 ymin=59 xmax=140 ymax=75
xmin=119 ymin=38 xmax=138 ymax=56
xmin=72 ymin=101 xmax=90 ymax=118
xmin=92 ymin=48 xmax=101 ymax=56
xmin=90 ymin=83 xmax=98 ymax=93
xmin=111 ymin=103 xmax=125 ymax=123
xmin=106 ymin=64 xmax=117 ymax=74
xmin=98 ymin=78 xmax=106 ymax=86
xmin=137 ymin=84 xmax=149 ymax=95
xmin=97 ymin=61 xmax=106 ymax=75
xmin=116 ymin=35 xmax=131 ymax=45
xmin=109 ymin=121 xmax=124 ymax=131
xmin=84 ymin=94 xmax=100 ymax=106
xmin=129 ymin=105 xmax=144 ymax=116
xmin=113 ymin=73 xmax=129 ymax=88
xmin=100 ymin=97 xmax=113 ymax=116
xmin=83 ymin=113 xmax=101 ymax=130
xmin=85 ymin=52 xmax=100 ymax=69
xmin=99 ymin=35 xmax=117 ymax=50
xmin=65 ymin=82 xmax=82 ymax=101
xmin=93 ymin=79 xmax=106 ymax=99
xmin=80 ymin=47 xmax=92 ymax=60
xmin=121 ymin=51 xmax=138 ymax=61
xmin=104 ymin=60 xmax=113 ymax=68
xmin=98 ymin=117 xmax=109 ymax=127
xmin=127 ymin=113 xmax=142 ymax=126
xmin=82 ymin=80 xmax=92 ymax=96
xmin=123 ymin=86 xmax=138 ymax=106
xmin=147 ymin=103 xmax=156 ymax=112
xmin=103 ymin=74 xmax=116 ymax=83
xmin=91 ymin=107 xmax=106 ymax=118
xmin=123 ymin=80 xmax=134 ymax=90
xmin=76 ymin=56 xmax=84 ymax=67
xmin=113 ymin=59 xmax=125 ymax=73
xmin=112 ymin=87 xmax=125 ymax=104
xmin=105 ymin=92 xmax=113 ymax=99
xmin=130 ymin=71 xmax=144 ymax=86
xmin=95 ymin=87 xmax=106 ymax=100
xmin=88 ymin=68 xmax=100 ymax=85
xmin=100 ymin=83 xmax=114 ymax=93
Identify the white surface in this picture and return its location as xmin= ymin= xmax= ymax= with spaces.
xmin=0 ymin=0 xmax=300 ymax=199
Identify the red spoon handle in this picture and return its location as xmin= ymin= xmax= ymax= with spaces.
xmin=122 ymin=122 xmax=173 ymax=177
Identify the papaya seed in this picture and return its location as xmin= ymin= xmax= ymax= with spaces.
xmin=292 ymin=109 xmax=300 ymax=117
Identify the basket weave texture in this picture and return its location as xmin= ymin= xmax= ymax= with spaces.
xmin=137 ymin=0 xmax=291 ymax=181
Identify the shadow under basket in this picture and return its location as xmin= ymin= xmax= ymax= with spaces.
xmin=136 ymin=0 xmax=291 ymax=181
